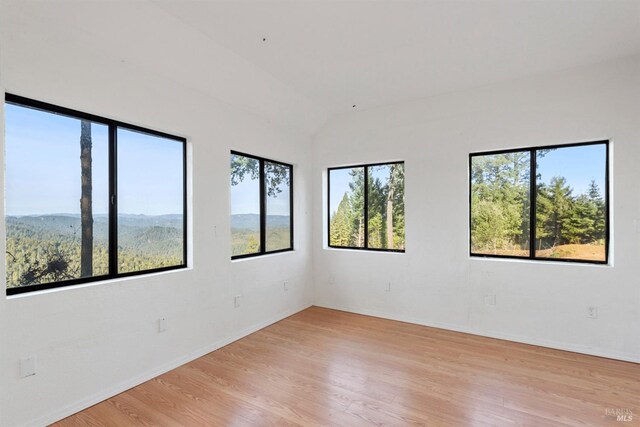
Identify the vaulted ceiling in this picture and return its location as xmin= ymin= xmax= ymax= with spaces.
xmin=154 ymin=0 xmax=640 ymax=117
xmin=3 ymin=1 xmax=640 ymax=133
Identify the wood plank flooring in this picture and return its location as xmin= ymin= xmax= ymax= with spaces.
xmin=53 ymin=306 xmax=640 ymax=426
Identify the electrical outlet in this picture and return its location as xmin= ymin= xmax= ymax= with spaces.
xmin=283 ymin=281 xmax=289 ymax=291
xmin=234 ymin=295 xmax=242 ymax=308
xmin=158 ymin=317 xmax=168 ymax=333
xmin=20 ymin=355 xmax=37 ymax=378
xmin=587 ymin=306 xmax=598 ymax=319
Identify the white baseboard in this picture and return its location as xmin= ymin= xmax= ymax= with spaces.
xmin=30 ymin=303 xmax=313 ymax=427
xmin=315 ymin=303 xmax=640 ymax=364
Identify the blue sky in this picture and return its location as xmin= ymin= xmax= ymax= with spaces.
xmin=5 ymin=103 xmax=183 ymax=216
xmin=230 ymin=158 xmax=291 ymax=216
xmin=117 ymin=128 xmax=184 ymax=216
xmin=329 ymin=167 xmax=360 ymax=217
xmin=329 ymin=165 xmax=394 ymax=217
xmin=536 ymin=144 xmax=606 ymax=196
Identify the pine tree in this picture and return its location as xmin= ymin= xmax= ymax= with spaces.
xmin=588 ymin=180 xmax=606 ymax=242
xmin=539 ymin=176 xmax=573 ymax=247
xmin=330 ymin=193 xmax=353 ymax=246
xmin=562 ymin=194 xmax=595 ymax=244
xmin=349 ymin=168 xmax=365 ymax=246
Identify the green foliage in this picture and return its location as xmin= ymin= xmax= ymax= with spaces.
xmin=472 ymin=152 xmax=606 ymax=258
xmin=230 ymin=154 xmax=290 ymax=197
xmin=330 ymin=165 xmax=405 ymax=250
xmin=367 ymin=212 xmax=384 ymax=248
xmin=330 ymin=194 xmax=354 ymax=246
xmin=229 ymin=155 xmax=291 ymax=256
xmin=230 ymin=225 xmax=291 ymax=256
xmin=349 ymin=168 xmax=366 ymax=246
xmin=6 ymin=215 xmax=183 ymax=288
xmin=471 ymin=152 xmax=530 ymax=253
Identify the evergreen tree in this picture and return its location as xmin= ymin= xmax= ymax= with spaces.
xmin=471 ymin=153 xmax=529 ymax=253
xmin=537 ymin=176 xmax=573 ymax=247
xmin=563 ymin=194 xmax=596 ymax=244
xmin=349 ymin=168 xmax=365 ymax=246
xmin=588 ymin=180 xmax=606 ymax=242
xmin=330 ymin=194 xmax=354 ymax=246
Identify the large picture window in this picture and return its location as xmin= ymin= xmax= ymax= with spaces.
xmin=5 ymin=94 xmax=187 ymax=295
xmin=230 ymin=151 xmax=293 ymax=259
xmin=328 ymin=162 xmax=405 ymax=252
xmin=470 ymin=141 xmax=608 ymax=264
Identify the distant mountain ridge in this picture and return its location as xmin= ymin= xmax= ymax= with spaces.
xmin=7 ymin=213 xmax=287 ymax=231
xmin=6 ymin=214 xmax=184 ymax=249
xmin=231 ymin=214 xmax=290 ymax=231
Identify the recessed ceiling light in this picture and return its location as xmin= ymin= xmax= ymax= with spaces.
xmin=352 ymin=105 xmax=356 ymax=108
xmin=262 ymin=37 xmax=267 ymax=42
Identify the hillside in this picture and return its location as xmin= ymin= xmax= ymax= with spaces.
xmin=231 ymin=213 xmax=290 ymax=231
xmin=6 ymin=214 xmax=184 ymax=288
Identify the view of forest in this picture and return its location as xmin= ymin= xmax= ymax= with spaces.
xmin=4 ymin=101 xmax=607 ymax=291
xmin=329 ymin=164 xmax=405 ymax=250
xmin=230 ymin=154 xmax=292 ymax=257
xmin=471 ymin=145 xmax=607 ymax=261
xmin=230 ymin=214 xmax=291 ymax=256
xmin=6 ymin=215 xmax=184 ymax=288
xmin=5 ymin=101 xmax=185 ymax=290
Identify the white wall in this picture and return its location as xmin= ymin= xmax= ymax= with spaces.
xmin=313 ymin=56 xmax=640 ymax=364
xmin=0 ymin=3 xmax=316 ymax=426
xmin=2 ymin=2 xmax=639 ymax=425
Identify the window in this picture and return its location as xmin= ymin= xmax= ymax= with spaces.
xmin=5 ymin=94 xmax=187 ymax=295
xmin=230 ymin=151 xmax=293 ymax=259
xmin=328 ymin=162 xmax=405 ymax=252
xmin=470 ymin=141 xmax=608 ymax=263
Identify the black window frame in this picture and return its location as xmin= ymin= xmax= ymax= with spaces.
xmin=230 ymin=150 xmax=294 ymax=260
xmin=327 ymin=161 xmax=405 ymax=253
xmin=469 ymin=140 xmax=610 ymax=265
xmin=5 ymin=93 xmax=188 ymax=296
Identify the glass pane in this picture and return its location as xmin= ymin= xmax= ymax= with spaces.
xmin=367 ymin=164 xmax=405 ymax=250
xmin=329 ymin=167 xmax=365 ymax=248
xmin=470 ymin=152 xmax=531 ymax=257
xmin=535 ymin=144 xmax=607 ymax=261
xmin=230 ymin=154 xmax=261 ymax=256
xmin=117 ymin=129 xmax=184 ymax=273
xmin=265 ymin=162 xmax=292 ymax=252
xmin=5 ymin=103 xmax=109 ymax=289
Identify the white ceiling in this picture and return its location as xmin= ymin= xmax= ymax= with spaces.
xmin=154 ymin=0 xmax=640 ymax=119
xmin=3 ymin=1 xmax=639 ymax=133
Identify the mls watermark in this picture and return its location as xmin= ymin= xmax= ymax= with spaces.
xmin=606 ymin=408 xmax=634 ymax=422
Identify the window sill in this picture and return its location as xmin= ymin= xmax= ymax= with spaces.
xmin=469 ymin=255 xmax=612 ymax=268
xmin=231 ymin=249 xmax=295 ymax=262
xmin=6 ymin=266 xmax=193 ymax=300
xmin=324 ymin=247 xmax=405 ymax=254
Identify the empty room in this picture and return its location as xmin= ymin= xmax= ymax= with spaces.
xmin=1 ymin=0 xmax=639 ymax=426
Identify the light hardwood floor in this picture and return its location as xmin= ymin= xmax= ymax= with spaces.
xmin=53 ymin=306 xmax=639 ymax=426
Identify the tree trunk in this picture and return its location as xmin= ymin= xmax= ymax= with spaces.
xmin=386 ymin=167 xmax=395 ymax=249
xmin=80 ymin=120 xmax=93 ymax=277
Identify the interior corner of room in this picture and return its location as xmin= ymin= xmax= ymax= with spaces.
xmin=0 ymin=1 xmax=639 ymax=426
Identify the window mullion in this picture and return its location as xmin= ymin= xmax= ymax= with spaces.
xmin=289 ymin=164 xmax=294 ymax=250
xmin=364 ymin=166 xmax=369 ymax=249
xmin=529 ymin=148 xmax=536 ymax=259
xmin=109 ymin=124 xmax=118 ymax=277
xmin=259 ymin=159 xmax=266 ymax=254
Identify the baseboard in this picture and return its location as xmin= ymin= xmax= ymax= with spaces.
xmin=314 ymin=303 xmax=640 ymax=364
xmin=30 ymin=302 xmax=313 ymax=427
